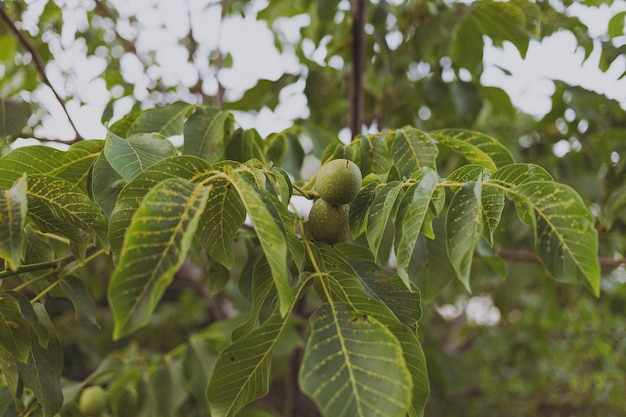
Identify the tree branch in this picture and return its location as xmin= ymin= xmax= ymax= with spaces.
xmin=349 ymin=0 xmax=367 ymax=138
xmin=0 ymin=3 xmax=83 ymax=141
xmin=496 ymin=249 xmax=626 ymax=268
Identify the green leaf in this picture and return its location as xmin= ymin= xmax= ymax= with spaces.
xmin=608 ymin=11 xmax=626 ymax=38
xmin=359 ymin=134 xmax=393 ymax=176
xmin=0 ymin=384 xmax=19 ymax=416
xmin=26 ymin=174 xmax=109 ymax=251
xmin=389 ymin=127 xmax=438 ymax=177
xmin=299 ymin=301 xmax=412 ymax=417
xmin=59 ymin=275 xmax=98 ymax=327
xmin=229 ymin=171 xmax=292 ymax=316
xmin=52 ymin=140 xmax=104 ymax=191
xmin=350 ymin=259 xmax=422 ymax=327
xmin=489 ymin=163 xmax=553 ymax=225
xmin=17 ymin=304 xmax=63 ymax=417
xmin=183 ymin=107 xmax=234 ymax=163
xmin=126 ymin=100 xmax=193 ymax=137
xmin=431 ymin=129 xmax=514 ymax=171
xmin=0 ymin=99 xmax=31 ymax=138
xmin=0 ymin=174 xmax=27 ymax=271
xmin=206 ymin=274 xmax=313 ymax=417
xmin=394 ymin=168 xmax=442 ymax=283
xmin=265 ymin=128 xmax=305 ymax=179
xmin=108 ymin=177 xmax=210 ymax=339
xmin=104 ymin=130 xmax=178 ymax=182
xmin=223 ymin=74 xmax=298 ymax=111
xmin=366 ymin=181 xmax=404 ymax=259
xmin=0 ymin=146 xmax=65 ymax=190
xmin=108 ymin=155 xmax=213 ymax=259
xmin=411 ymin=214 xmax=456 ymax=302
xmin=0 ymin=293 xmax=32 ymax=363
xmin=196 ymin=177 xmax=246 ymax=268
xmin=511 ymin=181 xmax=600 ymax=295
xmin=349 ymin=181 xmax=379 ymax=237
xmin=323 ymin=269 xmax=429 ymax=416
xmin=470 ymin=0 xmax=529 ymax=58
xmin=224 ymin=128 xmax=267 ymax=164
xmin=446 ymin=179 xmax=483 ymax=292
xmin=450 ymin=13 xmax=484 ymax=74
xmin=90 ymin=153 xmax=126 ymax=218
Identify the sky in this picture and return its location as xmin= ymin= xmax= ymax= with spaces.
xmin=21 ymin=0 xmax=626 ymax=143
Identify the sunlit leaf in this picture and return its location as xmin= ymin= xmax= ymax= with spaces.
xmin=108 ymin=178 xmax=210 ymax=339
xmin=299 ymin=301 xmax=412 ymax=417
xmin=0 ymin=174 xmax=27 ymax=270
xmin=431 ymin=129 xmax=514 ymax=171
xmin=0 ymin=146 xmax=65 ymax=189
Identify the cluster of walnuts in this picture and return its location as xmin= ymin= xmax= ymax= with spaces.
xmin=308 ymin=159 xmax=363 ymax=244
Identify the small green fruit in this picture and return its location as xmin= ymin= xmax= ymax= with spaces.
xmin=308 ymin=199 xmax=350 ymax=244
xmin=315 ymin=159 xmax=362 ymax=206
xmin=79 ymin=386 xmax=107 ymax=416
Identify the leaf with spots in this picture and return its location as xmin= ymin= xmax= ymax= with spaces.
xmin=509 ymin=181 xmax=600 ymax=295
xmin=389 ymin=127 xmax=438 ymax=177
xmin=446 ymin=178 xmax=483 ymax=292
xmin=394 ymin=168 xmax=442 ymax=284
xmin=0 ymin=146 xmax=66 ymax=190
xmin=358 ymin=133 xmax=392 ymax=176
xmin=229 ymin=171 xmax=292 ymax=316
xmin=431 ymin=129 xmax=514 ymax=171
xmin=108 ymin=155 xmax=213 ymax=260
xmin=108 ymin=177 xmax=210 ymax=339
xmin=299 ymin=301 xmax=412 ymax=417
xmin=196 ymin=177 xmax=246 ymax=269
xmin=366 ymin=181 xmax=404 ymax=260
xmin=206 ymin=274 xmax=313 ymax=417
xmin=26 ymin=174 xmax=109 ymax=252
xmin=324 ymin=271 xmax=429 ymax=417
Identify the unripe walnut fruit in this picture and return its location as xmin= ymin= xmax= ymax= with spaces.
xmin=308 ymin=199 xmax=350 ymax=244
xmin=79 ymin=386 xmax=107 ymax=416
xmin=315 ymin=159 xmax=362 ymax=206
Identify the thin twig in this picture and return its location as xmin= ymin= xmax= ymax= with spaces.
xmin=496 ymin=249 xmax=626 ymax=267
xmin=0 ymin=3 xmax=83 ymax=141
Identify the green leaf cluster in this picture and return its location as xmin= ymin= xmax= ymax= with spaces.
xmin=0 ymin=101 xmax=602 ymax=417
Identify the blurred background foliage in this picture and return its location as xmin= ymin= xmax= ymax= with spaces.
xmin=1 ymin=0 xmax=625 ymax=415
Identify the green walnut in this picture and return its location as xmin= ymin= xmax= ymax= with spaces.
xmin=308 ymin=198 xmax=350 ymax=244
xmin=79 ymin=385 xmax=107 ymax=416
xmin=315 ymin=158 xmax=362 ymax=206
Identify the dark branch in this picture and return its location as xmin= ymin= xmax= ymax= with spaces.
xmin=0 ymin=3 xmax=83 ymax=141
xmin=497 ymin=249 xmax=626 ymax=268
xmin=349 ymin=0 xmax=367 ymax=138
